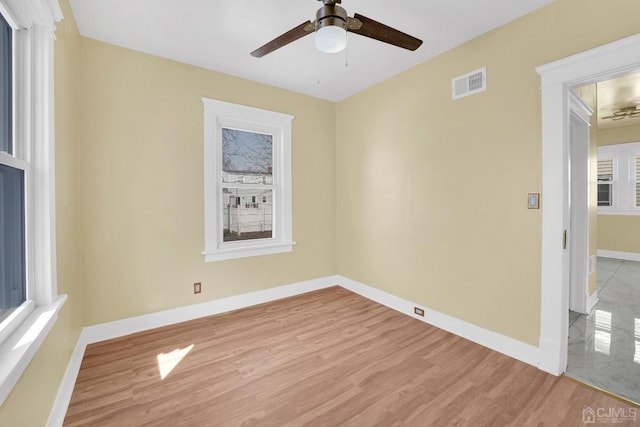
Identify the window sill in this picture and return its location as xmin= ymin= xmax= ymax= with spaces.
xmin=0 ymin=294 xmax=67 ymax=405
xmin=598 ymin=210 xmax=640 ymax=216
xmin=203 ymin=241 xmax=296 ymax=262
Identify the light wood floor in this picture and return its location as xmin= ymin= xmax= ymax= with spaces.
xmin=64 ymin=287 xmax=638 ymax=426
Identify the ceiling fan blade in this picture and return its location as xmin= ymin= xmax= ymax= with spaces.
xmin=348 ymin=13 xmax=422 ymax=51
xmin=251 ymin=21 xmax=314 ymax=58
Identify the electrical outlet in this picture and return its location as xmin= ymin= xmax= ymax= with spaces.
xmin=414 ymin=307 xmax=424 ymax=317
xmin=193 ymin=282 xmax=202 ymax=294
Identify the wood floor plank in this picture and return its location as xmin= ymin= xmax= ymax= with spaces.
xmin=64 ymin=286 xmax=639 ymax=426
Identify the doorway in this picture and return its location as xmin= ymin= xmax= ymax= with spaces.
xmin=536 ymin=34 xmax=640 ymax=377
xmin=564 ymin=74 xmax=640 ymax=404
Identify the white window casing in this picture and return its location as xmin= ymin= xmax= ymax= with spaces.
xmin=202 ymin=98 xmax=295 ymax=262
xmin=597 ymin=141 xmax=640 ymax=216
xmin=0 ymin=0 xmax=66 ymax=406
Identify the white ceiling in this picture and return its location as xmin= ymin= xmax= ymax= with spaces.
xmin=68 ymin=0 xmax=554 ymax=102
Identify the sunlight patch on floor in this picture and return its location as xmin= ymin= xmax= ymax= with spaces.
xmin=157 ymin=344 xmax=194 ymax=380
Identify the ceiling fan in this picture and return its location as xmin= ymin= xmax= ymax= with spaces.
xmin=250 ymin=0 xmax=423 ymax=58
xmin=601 ymin=105 xmax=640 ymax=121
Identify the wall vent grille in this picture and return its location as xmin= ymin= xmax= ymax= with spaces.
xmin=452 ymin=67 xmax=487 ymax=100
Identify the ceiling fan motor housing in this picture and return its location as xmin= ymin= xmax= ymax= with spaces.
xmin=250 ymin=0 xmax=423 ymax=58
xmin=315 ymin=4 xmax=348 ymax=31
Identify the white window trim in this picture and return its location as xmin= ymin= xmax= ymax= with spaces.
xmin=0 ymin=0 xmax=65 ymax=406
xmin=202 ymin=98 xmax=295 ymax=262
xmin=597 ymin=141 xmax=640 ymax=216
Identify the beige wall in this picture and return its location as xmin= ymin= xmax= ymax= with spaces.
xmin=599 ymin=215 xmax=640 ymax=253
xmin=78 ymin=38 xmax=337 ymax=325
xmin=336 ymin=0 xmax=640 ymax=346
xmin=597 ymin=123 xmax=640 ymax=254
xmin=0 ymin=0 xmax=84 ymax=424
xmin=598 ymin=123 xmax=640 ymax=147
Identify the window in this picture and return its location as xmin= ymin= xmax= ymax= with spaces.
xmin=202 ymin=98 xmax=294 ymax=262
xmin=597 ymin=142 xmax=640 ymax=215
xmin=0 ymin=0 xmax=64 ymax=406
xmin=0 ymin=13 xmax=25 ymax=323
xmin=597 ymin=157 xmax=613 ymax=207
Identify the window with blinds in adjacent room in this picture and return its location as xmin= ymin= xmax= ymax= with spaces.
xmin=597 ymin=142 xmax=640 ymax=215
xmin=597 ymin=157 xmax=613 ymax=207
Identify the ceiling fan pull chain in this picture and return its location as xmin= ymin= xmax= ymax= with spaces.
xmin=345 ymin=33 xmax=349 ymax=68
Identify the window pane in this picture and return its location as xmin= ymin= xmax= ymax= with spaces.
xmin=0 ymin=14 xmax=12 ymax=155
xmin=0 ymin=164 xmax=26 ymax=322
xmin=221 ymin=128 xmax=272 ymax=184
xmin=222 ymin=188 xmax=272 ymax=242
xmin=597 ymin=183 xmax=612 ymax=207
xmin=597 ymin=157 xmax=613 ymax=207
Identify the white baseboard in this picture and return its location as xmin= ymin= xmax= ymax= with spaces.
xmin=46 ymin=331 xmax=89 ymax=427
xmin=48 ymin=274 xmax=541 ymax=426
xmin=597 ymin=249 xmax=640 ymax=262
xmin=537 ymin=337 xmax=563 ymax=376
xmin=80 ymin=275 xmax=341 ymax=345
xmin=338 ymin=277 xmax=539 ymax=368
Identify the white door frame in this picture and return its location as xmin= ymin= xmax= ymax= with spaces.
xmin=536 ymin=33 xmax=640 ymax=375
xmin=568 ymin=92 xmax=592 ymax=315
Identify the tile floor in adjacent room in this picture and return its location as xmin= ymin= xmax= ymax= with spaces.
xmin=567 ymin=257 xmax=640 ymax=404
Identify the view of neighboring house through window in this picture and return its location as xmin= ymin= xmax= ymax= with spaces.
xmin=597 ymin=142 xmax=640 ymax=214
xmin=222 ymin=128 xmax=273 ymax=242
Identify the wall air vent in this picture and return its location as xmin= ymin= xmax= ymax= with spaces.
xmin=452 ymin=67 xmax=487 ymax=100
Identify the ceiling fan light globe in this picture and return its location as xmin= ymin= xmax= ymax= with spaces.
xmin=315 ymin=25 xmax=347 ymax=53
